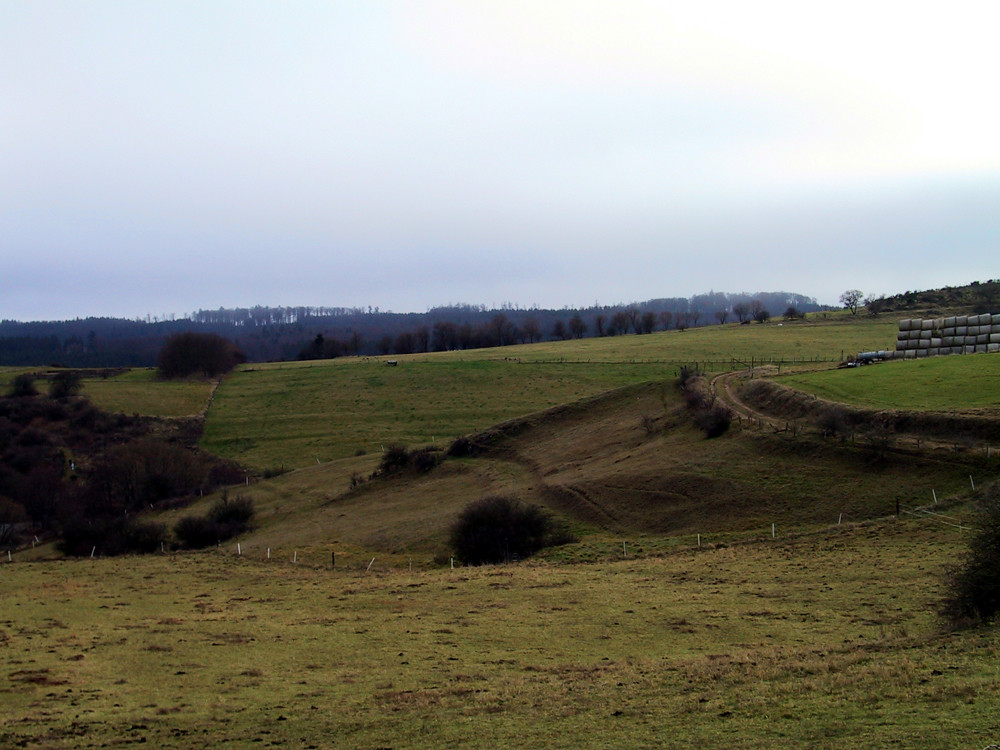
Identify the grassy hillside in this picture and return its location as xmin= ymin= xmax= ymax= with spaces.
xmin=4 ymin=305 xmax=1000 ymax=748
xmin=0 ymin=367 xmax=214 ymax=418
xmin=201 ymin=314 xmax=899 ymax=471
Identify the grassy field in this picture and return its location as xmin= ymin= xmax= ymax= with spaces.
xmin=775 ymin=354 xmax=1000 ymax=412
xmin=79 ymin=369 xmax=216 ymax=417
xmin=201 ymin=358 xmax=674 ymax=470
xmin=201 ymin=315 xmax=901 ymax=471
xmin=0 ymin=367 xmax=214 ymax=418
xmin=2 ymin=517 xmax=997 ymax=749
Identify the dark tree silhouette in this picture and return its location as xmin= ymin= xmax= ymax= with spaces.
xmin=157 ymin=332 xmax=244 ymax=378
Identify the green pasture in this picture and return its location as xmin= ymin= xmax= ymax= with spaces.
xmin=2 ymin=518 xmax=997 ymax=749
xmin=80 ymin=368 xmax=215 ymax=417
xmin=202 ymin=358 xmax=673 ymax=470
xmin=202 ymin=316 xmax=901 ymax=471
xmin=430 ymin=313 xmax=899 ymax=366
xmin=776 ymin=353 xmax=1000 ymax=412
xmin=0 ymin=367 xmax=214 ymax=418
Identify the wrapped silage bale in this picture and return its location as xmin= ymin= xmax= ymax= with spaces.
xmin=927 ymin=348 xmax=940 ymax=356
xmin=953 ymin=346 xmax=967 ymax=355
xmin=899 ymin=319 xmax=913 ymax=331
xmin=939 ymin=347 xmax=952 ymax=356
xmin=976 ymin=345 xmax=988 ymax=353
xmin=955 ymin=326 xmax=968 ymax=336
xmin=991 ymin=333 xmax=1000 ymax=344
xmin=909 ymin=329 xmax=923 ymax=340
xmin=957 ymin=315 xmax=969 ymax=326
xmin=992 ymin=313 xmax=1000 ymax=325
xmin=931 ymin=338 xmax=942 ymax=347
xmin=965 ymin=345 xmax=977 ymax=354
xmin=921 ymin=319 xmax=934 ymax=330
xmin=945 ymin=316 xmax=957 ymax=328
xmin=989 ymin=343 xmax=1000 ymax=353
xmin=978 ymin=333 xmax=990 ymax=344
xmin=965 ymin=336 xmax=979 ymax=346
xmin=905 ymin=349 xmax=917 ymax=359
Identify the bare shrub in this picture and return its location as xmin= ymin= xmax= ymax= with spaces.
xmin=818 ymin=406 xmax=848 ymax=438
xmin=450 ymin=496 xmax=575 ymax=566
xmin=942 ymin=482 xmax=1000 ymax=627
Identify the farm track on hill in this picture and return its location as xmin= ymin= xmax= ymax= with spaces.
xmin=710 ymin=369 xmax=999 ymax=458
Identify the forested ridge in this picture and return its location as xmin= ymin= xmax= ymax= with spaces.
xmin=1 ymin=291 xmax=823 ymax=367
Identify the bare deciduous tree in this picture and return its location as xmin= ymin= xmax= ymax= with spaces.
xmin=840 ymin=289 xmax=863 ymax=315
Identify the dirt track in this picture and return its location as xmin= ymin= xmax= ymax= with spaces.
xmin=710 ymin=368 xmax=999 ymax=457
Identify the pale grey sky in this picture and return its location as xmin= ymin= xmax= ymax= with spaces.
xmin=2 ymin=1 xmax=998 ymax=321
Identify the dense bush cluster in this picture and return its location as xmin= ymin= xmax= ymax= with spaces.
xmin=677 ymin=368 xmax=732 ymax=439
xmin=157 ymin=332 xmax=245 ymax=379
xmin=942 ymin=482 xmax=1000 ymax=627
xmin=450 ymin=495 xmax=575 ymax=566
xmin=0 ymin=384 xmax=246 ymax=555
xmin=174 ymin=494 xmax=255 ymax=549
xmin=374 ymin=444 xmax=442 ymax=477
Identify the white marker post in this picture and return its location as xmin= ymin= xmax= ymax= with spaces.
xmin=237 ymin=543 xmax=242 ymax=556
xmin=933 ymin=489 xmax=938 ymax=504
xmin=772 ymin=523 xmax=776 ymax=539
xmin=970 ymin=475 xmax=976 ymax=491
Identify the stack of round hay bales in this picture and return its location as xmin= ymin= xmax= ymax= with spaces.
xmin=894 ymin=313 xmax=1000 ymax=357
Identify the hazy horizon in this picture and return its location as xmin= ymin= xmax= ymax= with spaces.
xmin=4 ymin=2 xmax=998 ymax=321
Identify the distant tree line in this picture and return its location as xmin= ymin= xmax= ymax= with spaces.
xmin=2 ymin=291 xmax=824 ymax=367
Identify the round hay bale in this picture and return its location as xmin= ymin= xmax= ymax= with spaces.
xmin=899 ymin=319 xmax=913 ymax=331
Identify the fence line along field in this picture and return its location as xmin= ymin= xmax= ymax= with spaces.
xmin=2 ymin=518 xmax=998 ymax=749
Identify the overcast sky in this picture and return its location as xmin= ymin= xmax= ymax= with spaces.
xmin=2 ymin=1 xmax=998 ymax=321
